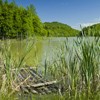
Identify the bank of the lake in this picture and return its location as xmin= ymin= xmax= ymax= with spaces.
xmin=0 ymin=37 xmax=100 ymax=100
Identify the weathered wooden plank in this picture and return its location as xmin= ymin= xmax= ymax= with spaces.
xmin=30 ymin=80 xmax=57 ymax=88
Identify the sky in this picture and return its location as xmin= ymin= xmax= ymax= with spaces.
xmin=8 ymin=0 xmax=100 ymax=29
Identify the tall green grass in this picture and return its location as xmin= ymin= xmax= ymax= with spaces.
xmin=45 ymin=37 xmax=100 ymax=100
xmin=0 ymin=36 xmax=100 ymax=100
xmin=0 ymin=38 xmax=35 ymax=100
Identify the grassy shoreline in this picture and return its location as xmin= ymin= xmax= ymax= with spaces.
xmin=0 ymin=36 xmax=100 ymax=100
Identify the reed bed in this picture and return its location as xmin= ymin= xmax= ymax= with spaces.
xmin=0 ymin=36 xmax=100 ymax=100
xmin=45 ymin=37 xmax=100 ymax=100
xmin=0 ymin=38 xmax=35 ymax=100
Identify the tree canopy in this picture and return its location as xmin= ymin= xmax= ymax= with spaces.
xmin=80 ymin=23 xmax=100 ymax=36
xmin=1 ymin=0 xmax=99 ymax=38
xmin=0 ymin=0 xmax=46 ymax=38
xmin=44 ymin=22 xmax=79 ymax=37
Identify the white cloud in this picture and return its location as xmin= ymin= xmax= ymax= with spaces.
xmin=81 ymin=17 xmax=100 ymax=27
xmin=81 ymin=22 xmax=97 ymax=27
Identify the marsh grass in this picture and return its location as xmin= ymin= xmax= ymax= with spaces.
xmin=44 ymin=36 xmax=100 ymax=100
xmin=0 ymin=36 xmax=100 ymax=100
xmin=0 ymin=37 xmax=35 ymax=100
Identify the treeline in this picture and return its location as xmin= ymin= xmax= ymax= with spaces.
xmin=80 ymin=23 xmax=100 ymax=36
xmin=1 ymin=0 xmax=99 ymax=38
xmin=44 ymin=22 xmax=79 ymax=36
xmin=0 ymin=0 xmax=79 ymax=38
xmin=0 ymin=0 xmax=46 ymax=38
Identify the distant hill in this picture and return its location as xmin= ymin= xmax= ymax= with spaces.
xmin=81 ymin=23 xmax=100 ymax=36
xmin=44 ymin=22 xmax=79 ymax=37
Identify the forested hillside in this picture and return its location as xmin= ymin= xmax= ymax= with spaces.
xmin=0 ymin=0 xmax=85 ymax=38
xmin=44 ymin=22 xmax=79 ymax=36
xmin=0 ymin=0 xmax=46 ymax=38
xmin=80 ymin=23 xmax=100 ymax=36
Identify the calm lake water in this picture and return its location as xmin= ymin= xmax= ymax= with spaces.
xmin=0 ymin=37 xmax=99 ymax=67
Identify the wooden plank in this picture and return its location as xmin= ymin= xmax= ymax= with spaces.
xmin=30 ymin=80 xmax=57 ymax=88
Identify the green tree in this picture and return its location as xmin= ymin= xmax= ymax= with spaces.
xmin=44 ymin=22 xmax=79 ymax=37
xmin=0 ymin=0 xmax=3 ymax=5
xmin=81 ymin=23 xmax=100 ymax=36
xmin=27 ymin=4 xmax=36 ymax=15
xmin=4 ymin=0 xmax=8 ymax=4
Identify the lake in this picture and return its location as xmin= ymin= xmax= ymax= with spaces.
xmin=0 ymin=37 xmax=99 ymax=68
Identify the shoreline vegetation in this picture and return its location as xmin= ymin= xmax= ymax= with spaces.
xmin=0 ymin=37 xmax=100 ymax=100
xmin=0 ymin=0 xmax=100 ymax=100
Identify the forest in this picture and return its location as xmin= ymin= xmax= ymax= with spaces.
xmin=0 ymin=0 xmax=47 ymax=38
xmin=44 ymin=22 xmax=79 ymax=36
xmin=0 ymin=0 xmax=100 ymax=38
xmin=0 ymin=0 xmax=78 ymax=38
xmin=81 ymin=23 xmax=100 ymax=36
